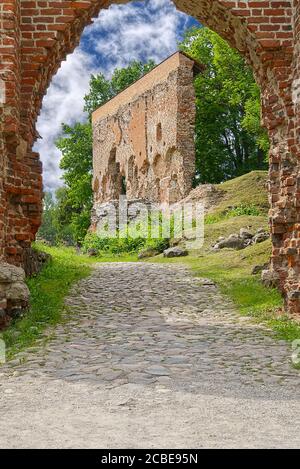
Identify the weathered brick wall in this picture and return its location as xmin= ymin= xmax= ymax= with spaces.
xmin=0 ymin=0 xmax=43 ymax=267
xmin=284 ymin=1 xmax=300 ymax=313
xmin=0 ymin=0 xmax=20 ymax=262
xmin=0 ymin=1 xmax=300 ymax=315
xmin=92 ymin=52 xmax=197 ymax=210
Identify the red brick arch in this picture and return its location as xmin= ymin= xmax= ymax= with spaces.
xmin=1 ymin=1 xmax=300 ymax=315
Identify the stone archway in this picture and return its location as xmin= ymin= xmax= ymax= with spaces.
xmin=0 ymin=1 xmax=299 ymax=315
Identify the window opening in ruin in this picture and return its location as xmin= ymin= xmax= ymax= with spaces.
xmin=121 ymin=176 xmax=127 ymax=195
xmin=156 ymin=123 xmax=162 ymax=141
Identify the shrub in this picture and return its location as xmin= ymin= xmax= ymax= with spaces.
xmin=82 ymin=232 xmax=145 ymax=254
xmin=205 ymin=204 xmax=262 ymax=225
xmin=82 ymin=224 xmax=170 ymax=257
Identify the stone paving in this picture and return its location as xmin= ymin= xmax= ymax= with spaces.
xmin=0 ymin=262 xmax=300 ymax=448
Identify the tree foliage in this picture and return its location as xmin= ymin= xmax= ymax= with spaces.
xmin=180 ymin=27 xmax=269 ymax=184
xmin=56 ymin=122 xmax=93 ymax=243
xmin=37 ymin=192 xmax=57 ymax=245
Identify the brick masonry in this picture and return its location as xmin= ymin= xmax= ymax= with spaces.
xmin=92 ymin=52 xmax=198 ymax=214
xmin=0 ymin=1 xmax=300 ymax=315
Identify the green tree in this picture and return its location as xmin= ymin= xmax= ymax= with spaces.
xmin=38 ymin=192 xmax=57 ymax=244
xmin=180 ymin=27 xmax=269 ymax=184
xmin=56 ymin=122 xmax=93 ymax=244
xmin=38 ymin=188 xmax=76 ymax=245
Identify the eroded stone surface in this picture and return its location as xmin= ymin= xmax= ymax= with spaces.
xmin=0 ymin=263 xmax=29 ymax=329
xmin=0 ymin=263 xmax=300 ymax=448
xmin=91 ymin=52 xmax=198 ymax=210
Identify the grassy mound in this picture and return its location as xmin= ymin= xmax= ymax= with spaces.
xmin=213 ymin=170 xmax=268 ymax=216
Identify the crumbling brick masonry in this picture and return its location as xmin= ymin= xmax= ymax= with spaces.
xmin=91 ymin=52 xmax=200 ymax=217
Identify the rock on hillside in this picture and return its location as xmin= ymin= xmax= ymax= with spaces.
xmin=174 ymin=184 xmax=224 ymax=214
xmin=213 ymin=227 xmax=270 ymax=251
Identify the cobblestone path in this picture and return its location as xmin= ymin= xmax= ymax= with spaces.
xmin=0 ymin=263 xmax=300 ymax=448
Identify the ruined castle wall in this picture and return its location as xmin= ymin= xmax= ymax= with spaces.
xmin=91 ymin=52 xmax=196 ymax=213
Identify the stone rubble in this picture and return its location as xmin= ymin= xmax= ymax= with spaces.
xmin=0 ymin=263 xmax=29 ymax=329
xmin=138 ymin=247 xmax=161 ymax=259
xmin=163 ymin=247 xmax=188 ymax=258
xmin=0 ymin=250 xmax=51 ymax=327
xmin=213 ymin=227 xmax=270 ymax=251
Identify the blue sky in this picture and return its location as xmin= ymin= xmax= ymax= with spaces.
xmin=34 ymin=0 xmax=199 ymax=192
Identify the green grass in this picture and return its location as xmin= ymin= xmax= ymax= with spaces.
xmin=0 ymin=244 xmax=137 ymax=359
xmin=205 ymin=204 xmax=263 ymax=225
xmin=213 ymin=170 xmax=269 ymax=216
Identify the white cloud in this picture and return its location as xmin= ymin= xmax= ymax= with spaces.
xmin=35 ymin=0 xmax=194 ymax=192
xmin=34 ymin=49 xmax=95 ymax=191
xmin=88 ymin=0 xmax=189 ymax=72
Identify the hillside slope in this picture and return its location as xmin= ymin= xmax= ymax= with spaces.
xmin=182 ymin=170 xmax=268 ymax=216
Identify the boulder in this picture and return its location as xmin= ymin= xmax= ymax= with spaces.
xmin=0 ymin=263 xmax=25 ymax=284
xmin=213 ymin=227 xmax=269 ymax=252
xmin=138 ymin=248 xmax=160 ymax=259
xmin=253 ymin=231 xmax=269 ymax=244
xmin=251 ymin=262 xmax=269 ymax=275
xmin=240 ymin=228 xmax=253 ymax=239
xmin=163 ymin=247 xmax=188 ymax=258
xmin=0 ymin=262 xmax=29 ymax=329
xmin=261 ymin=269 xmax=280 ymax=288
xmin=215 ymin=235 xmax=247 ymax=251
xmin=87 ymin=248 xmax=98 ymax=257
xmin=6 ymin=281 xmax=29 ymax=302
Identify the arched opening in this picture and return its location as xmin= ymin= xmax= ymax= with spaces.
xmin=156 ymin=123 xmax=162 ymax=142
xmin=107 ymin=147 xmax=123 ymax=200
xmin=153 ymin=154 xmax=164 ymax=176
xmin=0 ymin=1 xmax=299 ymax=314
xmin=121 ymin=176 xmax=127 ymax=196
xmin=127 ymin=155 xmax=139 ymax=198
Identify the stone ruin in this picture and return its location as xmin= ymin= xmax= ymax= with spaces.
xmin=0 ymin=263 xmax=29 ymax=329
xmin=90 ymin=52 xmax=202 ymax=232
